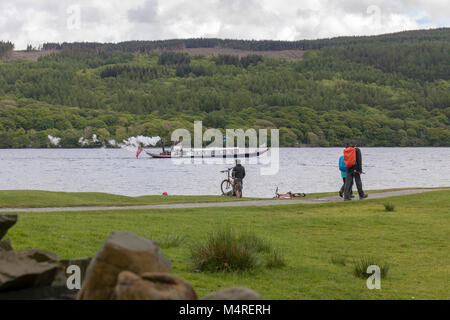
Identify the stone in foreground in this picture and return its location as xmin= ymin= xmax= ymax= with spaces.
xmin=78 ymin=231 xmax=171 ymax=300
xmin=0 ymin=239 xmax=13 ymax=251
xmin=0 ymin=250 xmax=60 ymax=292
xmin=0 ymin=285 xmax=78 ymax=300
xmin=114 ymin=271 xmax=197 ymax=300
xmin=0 ymin=215 xmax=18 ymax=240
xmin=202 ymin=287 xmax=263 ymax=300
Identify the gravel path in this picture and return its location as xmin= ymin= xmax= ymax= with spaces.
xmin=0 ymin=189 xmax=445 ymax=213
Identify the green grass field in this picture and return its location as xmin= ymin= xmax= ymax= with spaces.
xmin=5 ymin=190 xmax=450 ymax=299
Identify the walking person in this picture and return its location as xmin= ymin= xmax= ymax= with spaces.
xmin=339 ymin=154 xmax=353 ymax=198
xmin=343 ymin=143 xmax=368 ymax=201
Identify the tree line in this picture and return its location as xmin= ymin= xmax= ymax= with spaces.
xmin=40 ymin=28 xmax=449 ymax=53
xmin=0 ymin=41 xmax=14 ymax=57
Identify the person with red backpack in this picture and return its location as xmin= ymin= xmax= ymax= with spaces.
xmin=339 ymin=154 xmax=354 ymax=198
xmin=343 ymin=143 xmax=368 ymax=201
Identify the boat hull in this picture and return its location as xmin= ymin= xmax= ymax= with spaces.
xmin=145 ymin=147 xmax=270 ymax=159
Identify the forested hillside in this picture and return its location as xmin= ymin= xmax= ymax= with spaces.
xmin=0 ymin=29 xmax=449 ymax=148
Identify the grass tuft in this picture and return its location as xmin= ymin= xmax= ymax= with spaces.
xmin=239 ymin=233 xmax=272 ymax=253
xmin=383 ymin=203 xmax=396 ymax=212
xmin=191 ymin=227 xmax=257 ymax=272
xmin=191 ymin=227 xmax=285 ymax=272
xmin=353 ymin=256 xmax=390 ymax=279
xmin=265 ymin=250 xmax=286 ymax=269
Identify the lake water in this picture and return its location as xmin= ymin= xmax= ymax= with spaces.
xmin=0 ymin=148 xmax=449 ymax=198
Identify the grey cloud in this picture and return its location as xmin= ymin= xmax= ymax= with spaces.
xmin=297 ymin=9 xmax=320 ymax=19
xmin=217 ymin=0 xmax=277 ymax=25
xmin=330 ymin=0 xmax=399 ymax=14
xmin=128 ymin=0 xmax=159 ymax=24
xmin=82 ymin=7 xmax=103 ymax=24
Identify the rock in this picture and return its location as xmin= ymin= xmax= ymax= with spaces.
xmin=0 ymin=285 xmax=78 ymax=300
xmin=77 ymin=231 xmax=171 ymax=300
xmin=0 ymin=238 xmax=13 ymax=251
xmin=201 ymin=287 xmax=263 ymax=300
xmin=0 ymin=250 xmax=60 ymax=292
xmin=0 ymin=215 xmax=17 ymax=240
xmin=51 ymin=269 xmax=68 ymax=288
xmin=114 ymin=271 xmax=197 ymax=300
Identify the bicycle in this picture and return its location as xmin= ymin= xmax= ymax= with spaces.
xmin=274 ymin=187 xmax=306 ymax=199
xmin=220 ymin=168 xmax=243 ymax=198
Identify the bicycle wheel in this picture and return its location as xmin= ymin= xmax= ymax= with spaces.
xmin=221 ymin=179 xmax=233 ymax=195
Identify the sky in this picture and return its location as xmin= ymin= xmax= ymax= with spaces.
xmin=0 ymin=0 xmax=448 ymax=50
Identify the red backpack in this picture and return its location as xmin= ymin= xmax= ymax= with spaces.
xmin=344 ymin=147 xmax=356 ymax=168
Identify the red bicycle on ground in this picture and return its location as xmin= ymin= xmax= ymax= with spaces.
xmin=274 ymin=187 xmax=306 ymax=199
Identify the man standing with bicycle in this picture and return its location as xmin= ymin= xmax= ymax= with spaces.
xmin=232 ymin=160 xmax=246 ymax=197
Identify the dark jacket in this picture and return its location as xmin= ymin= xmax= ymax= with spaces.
xmin=355 ymin=147 xmax=362 ymax=172
xmin=232 ymin=164 xmax=246 ymax=180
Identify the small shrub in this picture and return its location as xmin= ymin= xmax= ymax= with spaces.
xmin=191 ymin=227 xmax=285 ymax=272
xmin=384 ymin=203 xmax=396 ymax=212
xmin=158 ymin=234 xmax=186 ymax=249
xmin=353 ymin=256 xmax=390 ymax=279
xmin=265 ymin=250 xmax=286 ymax=269
xmin=191 ymin=228 xmax=258 ymax=272
xmin=331 ymin=255 xmax=347 ymax=266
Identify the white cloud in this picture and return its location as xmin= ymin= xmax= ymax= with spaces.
xmin=0 ymin=0 xmax=447 ymax=50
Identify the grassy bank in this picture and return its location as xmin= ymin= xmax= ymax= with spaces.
xmin=0 ymin=188 xmax=446 ymax=208
xmin=6 ymin=190 xmax=449 ymax=299
xmin=0 ymin=190 xmax=260 ymax=208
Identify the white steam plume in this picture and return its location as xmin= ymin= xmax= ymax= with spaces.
xmin=120 ymin=136 xmax=161 ymax=151
xmin=78 ymin=137 xmax=89 ymax=146
xmin=48 ymin=135 xmax=61 ymax=146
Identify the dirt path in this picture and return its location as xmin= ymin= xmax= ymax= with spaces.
xmin=0 ymin=189 xmax=445 ymax=213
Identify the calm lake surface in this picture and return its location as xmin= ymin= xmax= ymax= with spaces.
xmin=0 ymin=148 xmax=449 ymax=198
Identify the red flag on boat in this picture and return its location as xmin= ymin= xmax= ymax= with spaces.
xmin=136 ymin=147 xmax=143 ymax=158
